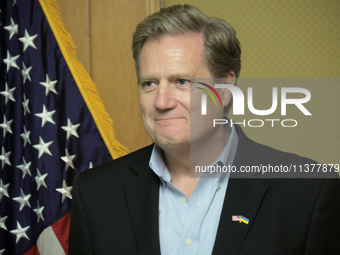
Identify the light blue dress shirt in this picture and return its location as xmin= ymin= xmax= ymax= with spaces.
xmin=149 ymin=124 xmax=238 ymax=255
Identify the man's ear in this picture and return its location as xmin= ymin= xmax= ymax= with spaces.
xmin=221 ymin=71 xmax=236 ymax=107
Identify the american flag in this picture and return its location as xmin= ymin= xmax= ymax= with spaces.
xmin=0 ymin=0 xmax=125 ymax=254
xmin=232 ymin=215 xmax=241 ymax=222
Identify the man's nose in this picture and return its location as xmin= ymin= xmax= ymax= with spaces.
xmin=155 ymin=83 xmax=177 ymax=110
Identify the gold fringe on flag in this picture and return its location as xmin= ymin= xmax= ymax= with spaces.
xmin=39 ymin=0 xmax=128 ymax=159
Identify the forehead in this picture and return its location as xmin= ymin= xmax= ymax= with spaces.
xmin=141 ymin=32 xmax=204 ymax=57
xmin=139 ymin=33 xmax=207 ymax=78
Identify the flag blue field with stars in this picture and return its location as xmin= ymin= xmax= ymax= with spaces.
xmin=0 ymin=0 xmax=126 ymax=254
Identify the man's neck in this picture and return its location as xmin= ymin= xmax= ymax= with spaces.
xmin=163 ymin=127 xmax=230 ymax=198
xmin=190 ymin=126 xmax=230 ymax=172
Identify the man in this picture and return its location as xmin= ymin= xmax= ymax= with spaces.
xmin=69 ymin=4 xmax=340 ymax=255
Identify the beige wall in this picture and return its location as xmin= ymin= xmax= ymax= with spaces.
xmin=58 ymin=0 xmax=155 ymax=152
xmin=164 ymin=0 xmax=340 ymax=165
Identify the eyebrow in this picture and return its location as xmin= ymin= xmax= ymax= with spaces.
xmin=169 ymin=73 xmax=193 ymax=80
xmin=139 ymin=73 xmax=195 ymax=83
xmin=139 ymin=75 xmax=156 ymax=83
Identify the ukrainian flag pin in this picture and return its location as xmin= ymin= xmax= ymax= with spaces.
xmin=232 ymin=215 xmax=249 ymax=224
xmin=241 ymin=216 xmax=249 ymax=224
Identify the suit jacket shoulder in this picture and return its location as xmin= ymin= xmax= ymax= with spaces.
xmin=232 ymin=125 xmax=337 ymax=178
xmin=77 ymin=144 xmax=154 ymax=182
xmin=69 ymin=144 xmax=161 ymax=255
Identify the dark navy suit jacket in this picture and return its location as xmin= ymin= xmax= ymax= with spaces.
xmin=69 ymin=126 xmax=340 ymax=254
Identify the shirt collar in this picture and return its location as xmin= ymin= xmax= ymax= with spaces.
xmin=149 ymin=120 xmax=238 ymax=184
xmin=149 ymin=145 xmax=171 ymax=184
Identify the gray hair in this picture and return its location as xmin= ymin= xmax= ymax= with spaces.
xmin=132 ymin=4 xmax=241 ymax=82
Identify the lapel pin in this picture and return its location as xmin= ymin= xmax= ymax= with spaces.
xmin=232 ymin=215 xmax=249 ymax=224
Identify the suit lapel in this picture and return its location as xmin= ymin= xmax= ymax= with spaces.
xmin=213 ymin=125 xmax=268 ymax=254
xmin=212 ymin=179 xmax=267 ymax=255
xmin=124 ymin=146 xmax=161 ymax=255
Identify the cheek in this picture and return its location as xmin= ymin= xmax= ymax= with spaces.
xmin=177 ymin=93 xmax=190 ymax=112
xmin=139 ymin=101 xmax=155 ymax=127
xmin=184 ymin=101 xmax=190 ymax=113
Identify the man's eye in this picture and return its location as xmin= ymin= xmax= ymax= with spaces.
xmin=178 ymin=79 xmax=189 ymax=86
xmin=142 ymin=81 xmax=156 ymax=89
xmin=143 ymin=81 xmax=153 ymax=87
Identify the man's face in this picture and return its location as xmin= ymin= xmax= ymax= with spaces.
xmin=138 ymin=33 xmax=214 ymax=152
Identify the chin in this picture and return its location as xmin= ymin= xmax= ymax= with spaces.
xmin=154 ymin=134 xmax=190 ymax=151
